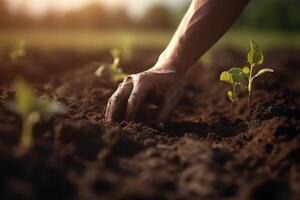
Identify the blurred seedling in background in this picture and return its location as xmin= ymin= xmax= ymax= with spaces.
xmin=8 ymin=78 xmax=66 ymax=155
xmin=9 ymin=39 xmax=26 ymax=62
xmin=244 ymin=40 xmax=274 ymax=113
xmin=95 ymin=49 xmax=127 ymax=82
xmin=220 ymin=67 xmax=247 ymax=122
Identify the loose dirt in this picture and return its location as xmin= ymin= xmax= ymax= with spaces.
xmin=0 ymin=48 xmax=299 ymax=200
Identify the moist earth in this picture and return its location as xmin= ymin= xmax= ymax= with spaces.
xmin=0 ymin=48 xmax=300 ymax=200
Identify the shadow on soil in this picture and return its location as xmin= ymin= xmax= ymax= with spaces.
xmin=164 ymin=120 xmax=248 ymax=138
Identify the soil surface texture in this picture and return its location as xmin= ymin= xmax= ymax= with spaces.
xmin=0 ymin=48 xmax=300 ymax=200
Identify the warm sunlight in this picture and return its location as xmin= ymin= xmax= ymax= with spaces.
xmin=0 ymin=0 xmax=299 ymax=199
xmin=7 ymin=0 xmax=189 ymax=18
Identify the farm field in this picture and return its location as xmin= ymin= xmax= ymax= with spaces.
xmin=0 ymin=29 xmax=300 ymax=200
xmin=1 ymin=29 xmax=300 ymax=50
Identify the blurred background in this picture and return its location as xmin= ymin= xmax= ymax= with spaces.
xmin=0 ymin=0 xmax=300 ymax=83
xmin=0 ymin=0 xmax=300 ymax=50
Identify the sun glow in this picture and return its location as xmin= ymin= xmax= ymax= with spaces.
xmin=7 ymin=0 xmax=190 ymax=19
xmin=8 ymin=0 xmax=102 ymax=16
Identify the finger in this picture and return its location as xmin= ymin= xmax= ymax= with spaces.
xmin=105 ymin=76 xmax=133 ymax=122
xmin=157 ymin=87 xmax=182 ymax=123
xmin=126 ymin=80 xmax=148 ymax=122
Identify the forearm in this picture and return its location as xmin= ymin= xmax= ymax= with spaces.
xmin=154 ymin=0 xmax=249 ymax=75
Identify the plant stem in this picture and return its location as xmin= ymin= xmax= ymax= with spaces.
xmin=231 ymin=84 xmax=237 ymax=122
xmin=248 ymin=92 xmax=251 ymax=116
xmin=248 ymin=64 xmax=254 ymax=116
xmin=231 ymin=102 xmax=234 ymax=122
xmin=18 ymin=119 xmax=33 ymax=154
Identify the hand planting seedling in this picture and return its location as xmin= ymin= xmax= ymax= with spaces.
xmin=8 ymin=78 xmax=66 ymax=155
xmin=9 ymin=40 xmax=26 ymax=61
xmin=220 ymin=67 xmax=247 ymax=121
xmin=244 ymin=40 xmax=274 ymax=113
xmin=95 ymin=48 xmax=127 ymax=82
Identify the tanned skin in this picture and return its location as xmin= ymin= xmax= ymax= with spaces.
xmin=105 ymin=0 xmax=250 ymax=123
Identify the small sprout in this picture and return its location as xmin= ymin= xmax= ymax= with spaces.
xmin=220 ymin=67 xmax=247 ymax=121
xmin=246 ymin=40 xmax=274 ymax=113
xmin=95 ymin=65 xmax=105 ymax=77
xmin=252 ymin=68 xmax=274 ymax=79
xmin=8 ymin=78 xmax=66 ymax=155
xmin=220 ymin=41 xmax=274 ymax=120
xmin=227 ymin=90 xmax=238 ymax=102
xmin=95 ymin=48 xmax=127 ymax=82
xmin=10 ymin=40 xmax=26 ymax=61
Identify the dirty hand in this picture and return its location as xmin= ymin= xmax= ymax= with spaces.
xmin=105 ymin=64 xmax=183 ymax=123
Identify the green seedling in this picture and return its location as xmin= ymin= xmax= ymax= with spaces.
xmin=8 ymin=78 xmax=66 ymax=155
xmin=95 ymin=49 xmax=127 ymax=82
xmin=10 ymin=40 xmax=26 ymax=61
xmin=220 ymin=41 xmax=274 ymax=120
xmin=220 ymin=67 xmax=247 ymax=121
xmin=244 ymin=41 xmax=274 ymax=113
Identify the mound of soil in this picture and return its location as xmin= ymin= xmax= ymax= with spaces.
xmin=0 ymin=48 xmax=300 ymax=200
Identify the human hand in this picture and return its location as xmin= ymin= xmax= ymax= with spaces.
xmin=105 ymin=64 xmax=183 ymax=123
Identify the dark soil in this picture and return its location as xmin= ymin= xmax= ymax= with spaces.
xmin=0 ymin=47 xmax=300 ymax=200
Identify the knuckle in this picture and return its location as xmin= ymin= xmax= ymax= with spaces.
xmin=128 ymin=95 xmax=138 ymax=107
xmin=124 ymin=75 xmax=132 ymax=83
xmin=107 ymin=97 xmax=113 ymax=105
xmin=108 ymin=95 xmax=118 ymax=104
xmin=137 ymin=73 xmax=148 ymax=81
xmin=113 ymin=92 xmax=122 ymax=100
xmin=136 ymin=73 xmax=144 ymax=79
xmin=132 ymin=73 xmax=144 ymax=83
xmin=135 ymin=78 xmax=147 ymax=90
xmin=110 ymin=90 xmax=124 ymax=102
xmin=122 ymin=76 xmax=133 ymax=87
xmin=111 ymin=96 xmax=122 ymax=105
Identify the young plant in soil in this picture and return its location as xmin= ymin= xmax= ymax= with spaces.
xmin=220 ymin=67 xmax=247 ymax=122
xmin=8 ymin=78 xmax=66 ymax=155
xmin=244 ymin=40 xmax=274 ymax=113
xmin=95 ymin=49 xmax=127 ymax=82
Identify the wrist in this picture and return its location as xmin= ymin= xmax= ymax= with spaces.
xmin=151 ymin=56 xmax=186 ymax=78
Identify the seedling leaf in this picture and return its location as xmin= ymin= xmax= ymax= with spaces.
xmin=228 ymin=67 xmax=245 ymax=84
xmin=95 ymin=48 xmax=127 ymax=82
xmin=252 ymin=68 xmax=274 ymax=79
xmin=8 ymin=78 xmax=66 ymax=154
xmin=111 ymin=58 xmax=120 ymax=70
xmin=95 ymin=65 xmax=105 ymax=77
xmin=242 ymin=66 xmax=250 ymax=77
xmin=247 ymin=40 xmax=264 ymax=65
xmin=15 ymin=78 xmax=35 ymax=117
xmin=228 ymin=91 xmax=238 ymax=102
xmin=220 ymin=71 xmax=233 ymax=84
